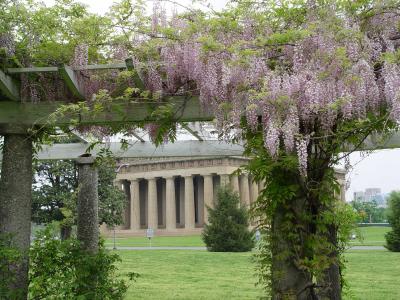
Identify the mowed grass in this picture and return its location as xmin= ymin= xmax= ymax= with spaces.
xmin=117 ymin=250 xmax=263 ymax=300
xmin=116 ymin=249 xmax=400 ymax=300
xmin=104 ymin=235 xmax=205 ymax=247
xmin=344 ymin=250 xmax=400 ymax=300
xmin=350 ymin=226 xmax=391 ymax=246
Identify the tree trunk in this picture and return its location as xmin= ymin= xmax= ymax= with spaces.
xmin=318 ymin=225 xmax=341 ymax=300
xmin=60 ymin=225 xmax=72 ymax=240
xmin=271 ymin=200 xmax=313 ymax=300
xmin=0 ymin=129 xmax=33 ymax=299
xmin=76 ymin=155 xmax=99 ymax=253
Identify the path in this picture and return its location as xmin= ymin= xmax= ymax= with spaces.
xmin=107 ymin=246 xmax=385 ymax=251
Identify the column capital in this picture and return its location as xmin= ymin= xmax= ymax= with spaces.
xmin=201 ymin=173 xmax=213 ymax=177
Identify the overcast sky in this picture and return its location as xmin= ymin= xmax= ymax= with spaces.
xmin=41 ymin=0 xmax=400 ymax=201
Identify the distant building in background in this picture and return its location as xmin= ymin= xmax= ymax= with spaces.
xmin=353 ymin=188 xmax=388 ymax=207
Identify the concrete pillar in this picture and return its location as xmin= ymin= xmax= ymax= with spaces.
xmin=130 ymin=179 xmax=140 ymax=230
xmin=147 ymin=178 xmax=158 ymax=229
xmin=240 ymin=174 xmax=251 ymax=207
xmin=230 ymin=175 xmax=240 ymax=194
xmin=220 ymin=174 xmax=230 ymax=187
xmin=203 ymin=174 xmax=213 ymax=224
xmin=184 ymin=175 xmax=195 ymax=229
xmin=0 ymin=127 xmax=32 ymax=297
xmin=76 ymin=155 xmax=99 ymax=253
xmin=250 ymin=179 xmax=259 ymax=204
xmin=165 ymin=177 xmax=176 ymax=230
xmin=258 ymin=179 xmax=266 ymax=193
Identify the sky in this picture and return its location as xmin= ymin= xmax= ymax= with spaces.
xmin=41 ymin=0 xmax=400 ymax=201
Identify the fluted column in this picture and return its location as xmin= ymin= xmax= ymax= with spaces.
xmin=240 ymin=174 xmax=251 ymax=207
xmin=184 ymin=175 xmax=195 ymax=229
xmin=165 ymin=177 xmax=176 ymax=230
xmin=220 ymin=174 xmax=230 ymax=187
xmin=147 ymin=178 xmax=158 ymax=229
xmin=230 ymin=175 xmax=240 ymax=195
xmin=250 ymin=179 xmax=259 ymax=204
xmin=130 ymin=179 xmax=140 ymax=230
xmin=203 ymin=174 xmax=213 ymax=224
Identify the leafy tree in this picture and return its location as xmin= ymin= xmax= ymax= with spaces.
xmin=32 ymin=160 xmax=126 ymax=239
xmin=351 ymin=200 xmax=387 ymax=223
xmin=385 ymin=191 xmax=400 ymax=252
xmin=202 ymin=187 xmax=254 ymax=252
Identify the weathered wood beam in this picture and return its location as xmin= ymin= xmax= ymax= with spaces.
xmin=0 ymin=69 xmax=20 ymax=101
xmin=125 ymin=58 xmax=145 ymax=90
xmin=7 ymin=63 xmax=127 ymax=74
xmin=58 ymin=65 xmax=85 ymax=100
xmin=0 ymin=96 xmax=213 ymax=126
xmin=131 ymin=131 xmax=146 ymax=142
xmin=181 ymin=123 xmax=204 ymax=141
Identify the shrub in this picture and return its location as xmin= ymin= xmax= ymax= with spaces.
xmin=202 ymin=187 xmax=255 ymax=252
xmin=0 ymin=234 xmax=23 ymax=299
xmin=385 ymin=191 xmax=400 ymax=252
xmin=29 ymin=224 xmax=138 ymax=299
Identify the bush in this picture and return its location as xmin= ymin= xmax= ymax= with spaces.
xmin=29 ymin=224 xmax=138 ymax=299
xmin=385 ymin=191 xmax=400 ymax=252
xmin=202 ymin=187 xmax=255 ymax=252
xmin=0 ymin=234 xmax=23 ymax=299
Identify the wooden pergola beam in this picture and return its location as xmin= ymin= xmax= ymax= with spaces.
xmin=6 ymin=63 xmax=127 ymax=74
xmin=181 ymin=123 xmax=204 ymax=141
xmin=58 ymin=65 xmax=85 ymax=100
xmin=0 ymin=69 xmax=20 ymax=101
xmin=0 ymin=96 xmax=213 ymax=126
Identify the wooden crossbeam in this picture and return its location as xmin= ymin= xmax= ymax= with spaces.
xmin=58 ymin=65 xmax=85 ymax=100
xmin=125 ymin=58 xmax=145 ymax=90
xmin=181 ymin=123 xmax=204 ymax=141
xmin=7 ymin=63 xmax=127 ymax=74
xmin=0 ymin=96 xmax=213 ymax=126
xmin=0 ymin=69 xmax=20 ymax=101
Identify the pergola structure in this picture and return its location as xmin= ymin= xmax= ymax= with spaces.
xmin=1 ymin=59 xmax=400 ymax=295
xmin=0 ymin=59 xmax=216 ymax=295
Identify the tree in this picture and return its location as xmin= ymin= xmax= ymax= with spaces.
xmin=385 ymin=191 xmax=400 ymax=252
xmin=351 ymin=200 xmax=387 ymax=223
xmin=202 ymin=187 xmax=254 ymax=252
xmin=32 ymin=160 xmax=126 ymax=239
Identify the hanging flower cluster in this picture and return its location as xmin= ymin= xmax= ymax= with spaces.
xmin=131 ymin=3 xmax=400 ymax=175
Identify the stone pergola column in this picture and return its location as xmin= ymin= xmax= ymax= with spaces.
xmin=0 ymin=126 xmax=33 ymax=297
xmin=203 ymin=174 xmax=213 ymax=224
xmin=165 ymin=176 xmax=176 ymax=230
xmin=240 ymin=174 xmax=251 ymax=207
xmin=184 ymin=175 xmax=195 ymax=229
xmin=76 ymin=155 xmax=99 ymax=253
xmin=130 ymin=179 xmax=141 ymax=230
xmin=230 ymin=175 xmax=240 ymax=195
xmin=147 ymin=178 xmax=158 ymax=229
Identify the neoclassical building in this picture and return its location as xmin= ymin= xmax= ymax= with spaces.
xmin=103 ymin=156 xmax=346 ymax=236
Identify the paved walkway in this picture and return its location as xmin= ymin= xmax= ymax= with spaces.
xmin=107 ymin=245 xmax=385 ymax=251
xmin=349 ymin=246 xmax=385 ymax=250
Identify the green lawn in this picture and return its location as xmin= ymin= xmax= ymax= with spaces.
xmin=104 ymin=235 xmax=205 ymax=247
xmin=117 ymin=249 xmax=400 ymax=300
xmin=344 ymin=250 xmax=400 ymax=300
xmin=118 ymin=250 xmax=263 ymax=300
xmin=350 ymin=226 xmax=391 ymax=246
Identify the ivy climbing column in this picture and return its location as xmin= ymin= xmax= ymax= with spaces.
xmin=0 ymin=125 xmax=33 ymax=298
